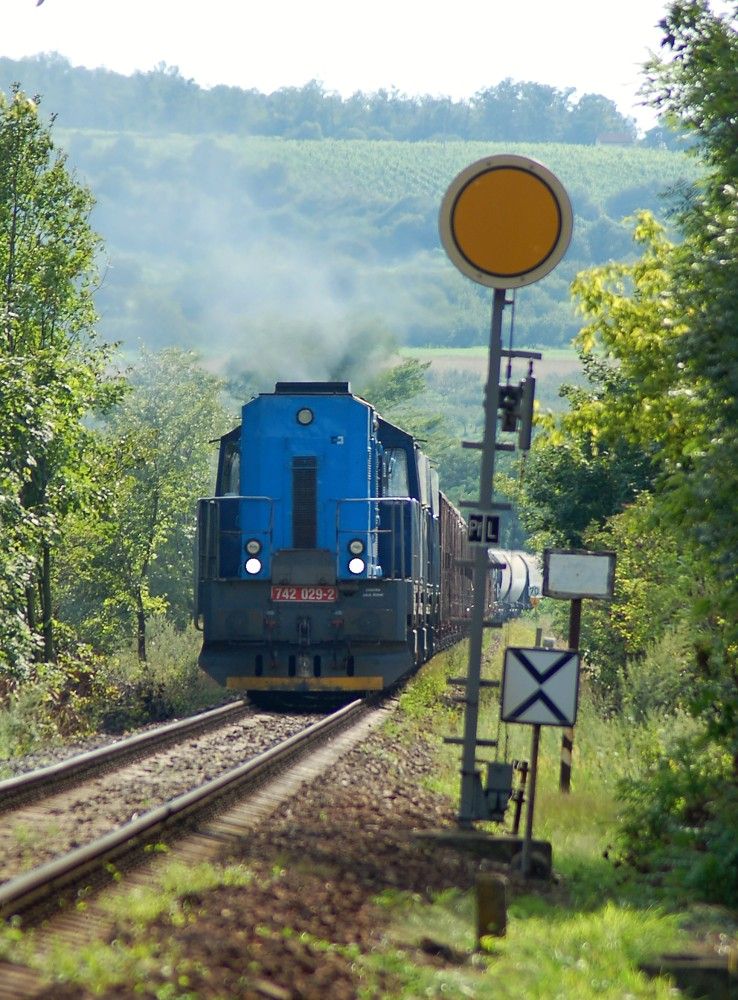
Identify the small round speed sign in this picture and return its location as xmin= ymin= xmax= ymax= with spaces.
xmin=439 ymin=155 xmax=573 ymax=288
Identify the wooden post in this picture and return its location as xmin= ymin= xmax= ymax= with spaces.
xmin=559 ymin=598 xmax=582 ymax=792
xmin=476 ymin=873 xmax=507 ymax=944
xmin=520 ymin=723 xmax=541 ymax=878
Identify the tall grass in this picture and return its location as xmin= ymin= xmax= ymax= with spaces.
xmin=373 ymin=613 xmax=733 ymax=997
xmin=0 ymin=619 xmax=225 ymax=768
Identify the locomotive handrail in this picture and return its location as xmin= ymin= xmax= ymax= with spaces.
xmin=336 ymin=496 xmax=422 ymax=581
xmin=196 ymin=496 xmax=274 ymax=581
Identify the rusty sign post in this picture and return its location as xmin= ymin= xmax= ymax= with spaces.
xmin=439 ymin=156 xmax=573 ymax=826
xmin=542 ymin=549 xmax=617 ymax=793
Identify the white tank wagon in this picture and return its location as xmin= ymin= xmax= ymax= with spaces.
xmin=489 ymin=549 xmax=542 ymax=618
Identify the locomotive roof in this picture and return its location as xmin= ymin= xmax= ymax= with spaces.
xmin=273 ymin=381 xmax=351 ymax=394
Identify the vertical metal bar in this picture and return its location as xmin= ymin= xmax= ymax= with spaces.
xmin=213 ymin=501 xmax=221 ymax=579
xmin=510 ymin=761 xmax=528 ymax=836
xmin=559 ymin=597 xmax=582 ymax=793
xmin=459 ymin=287 xmax=507 ymax=826
xmin=521 ymin=723 xmax=541 ymax=878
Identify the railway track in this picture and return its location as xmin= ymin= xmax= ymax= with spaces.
xmin=0 ymin=697 xmax=379 ymax=932
xmin=0 ymin=699 xmax=329 ymax=883
xmin=0 ymin=699 xmax=251 ymax=812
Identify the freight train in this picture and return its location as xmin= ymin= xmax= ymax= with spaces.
xmin=194 ymin=380 xmax=533 ymax=696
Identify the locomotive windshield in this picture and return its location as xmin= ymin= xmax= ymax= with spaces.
xmin=220 ymin=439 xmax=240 ymax=495
xmin=384 ymin=448 xmax=409 ymax=497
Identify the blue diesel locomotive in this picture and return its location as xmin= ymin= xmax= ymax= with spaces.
xmin=195 ymin=381 xmax=474 ymax=695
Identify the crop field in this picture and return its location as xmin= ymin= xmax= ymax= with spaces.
xmin=402 ymin=345 xmax=582 ymax=382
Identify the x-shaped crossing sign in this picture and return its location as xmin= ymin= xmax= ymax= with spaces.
xmin=501 ymin=647 xmax=580 ymax=726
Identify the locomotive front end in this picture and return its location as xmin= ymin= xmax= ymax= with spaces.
xmin=195 ymin=381 xmax=435 ymax=695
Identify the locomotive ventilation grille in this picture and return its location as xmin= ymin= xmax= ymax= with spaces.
xmin=292 ymin=456 xmax=317 ymax=548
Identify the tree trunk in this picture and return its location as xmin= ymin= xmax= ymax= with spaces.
xmin=136 ymin=585 xmax=147 ymax=662
xmin=25 ymin=583 xmax=36 ymax=635
xmin=40 ymin=541 xmax=54 ymax=661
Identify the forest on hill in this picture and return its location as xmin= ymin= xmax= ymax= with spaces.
xmin=0 ymin=55 xmax=697 ymax=374
xmin=0 ymin=53 xmax=683 ymax=146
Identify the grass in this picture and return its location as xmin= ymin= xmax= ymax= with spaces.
xmin=369 ymin=613 xmax=734 ymax=997
xmin=368 ymin=891 xmax=684 ymax=999
xmin=3 ymin=614 xmax=734 ymax=996
xmin=0 ymin=859 xmax=254 ymax=993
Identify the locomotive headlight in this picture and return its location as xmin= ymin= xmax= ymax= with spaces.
xmin=348 ymin=539 xmax=365 ymax=555
xmin=245 ymin=557 xmax=262 ymax=575
xmin=245 ymin=539 xmax=262 ymax=555
xmin=348 ymin=557 xmax=365 ymax=575
xmin=296 ymin=407 xmax=314 ymax=426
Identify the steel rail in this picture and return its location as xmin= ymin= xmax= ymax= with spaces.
xmin=0 ymin=699 xmax=250 ymax=813
xmin=0 ymin=698 xmax=366 ymax=921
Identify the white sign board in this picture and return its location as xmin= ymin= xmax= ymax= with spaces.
xmin=542 ymin=549 xmax=616 ymax=600
xmin=501 ymin=647 xmax=580 ymax=726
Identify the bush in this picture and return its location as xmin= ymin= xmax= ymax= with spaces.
xmin=617 ymin=729 xmax=738 ymax=905
xmin=0 ymin=619 xmax=226 ymax=759
xmin=0 ymin=645 xmax=116 ymax=757
xmin=618 ymin=622 xmax=696 ymax=722
xmin=101 ymin=618 xmax=226 ymax=731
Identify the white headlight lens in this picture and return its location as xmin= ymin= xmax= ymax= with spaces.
xmin=296 ymin=407 xmax=314 ymax=425
xmin=245 ymin=539 xmax=262 ymax=555
xmin=348 ymin=539 xmax=365 ymax=555
xmin=348 ymin=557 xmax=365 ymax=575
xmin=245 ymin=558 xmax=262 ymax=574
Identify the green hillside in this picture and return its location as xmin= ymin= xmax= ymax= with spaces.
xmin=54 ymin=130 xmax=697 ymax=375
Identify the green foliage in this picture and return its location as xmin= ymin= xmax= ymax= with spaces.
xmin=0 ymin=87 xmax=123 ymax=675
xmin=513 ymin=2 xmax=738 ymax=899
xmin=55 ymin=347 xmax=231 ymax=658
xmin=577 ymin=496 xmax=698 ymax=704
xmin=0 ymin=645 xmax=115 ymax=756
xmin=101 ymin=621 xmax=224 ymax=731
xmin=359 ymin=357 xmax=430 ymax=413
xmin=0 ymin=621 xmax=222 ymax=761
xmin=618 ymin=732 xmax=738 ymax=904
xmin=0 ymin=57 xmax=638 ymax=144
xmin=42 ymin=129 xmax=697 ymax=358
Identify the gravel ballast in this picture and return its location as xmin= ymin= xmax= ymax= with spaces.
xmin=0 ymin=712 xmax=322 ymax=882
xmin=36 ymin=710 xmax=509 ymax=998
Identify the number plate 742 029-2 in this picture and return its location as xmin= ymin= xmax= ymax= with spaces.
xmin=270 ymin=586 xmax=338 ymax=602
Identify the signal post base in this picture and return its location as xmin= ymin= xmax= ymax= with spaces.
xmin=413 ymin=830 xmax=552 ymax=878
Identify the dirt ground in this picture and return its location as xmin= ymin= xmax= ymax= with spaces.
xmin=39 ymin=723 xmax=529 ymax=999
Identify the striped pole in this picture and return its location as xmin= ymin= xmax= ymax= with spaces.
xmin=559 ymin=598 xmax=582 ymax=793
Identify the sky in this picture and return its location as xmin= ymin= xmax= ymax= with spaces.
xmin=5 ymin=0 xmax=683 ymax=132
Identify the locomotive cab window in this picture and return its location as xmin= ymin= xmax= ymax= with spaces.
xmin=383 ymin=448 xmax=409 ymax=498
xmin=220 ymin=440 xmax=241 ymax=495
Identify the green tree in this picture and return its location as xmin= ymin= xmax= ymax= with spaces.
xmin=359 ymin=357 xmax=430 ymax=413
xmin=0 ymin=87 xmax=121 ymax=674
xmin=641 ymin=1 xmax=738 ymax=757
xmin=56 ymin=348 xmax=229 ymax=660
xmin=518 ymin=2 xmax=738 ymax=898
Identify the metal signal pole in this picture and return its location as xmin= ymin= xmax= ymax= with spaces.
xmin=458 ymin=287 xmax=507 ymax=826
xmin=438 ymin=155 xmax=574 ymax=829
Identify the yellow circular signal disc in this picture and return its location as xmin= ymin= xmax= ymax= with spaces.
xmin=439 ymin=155 xmax=573 ymax=288
xmin=453 ymin=168 xmax=560 ymax=276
